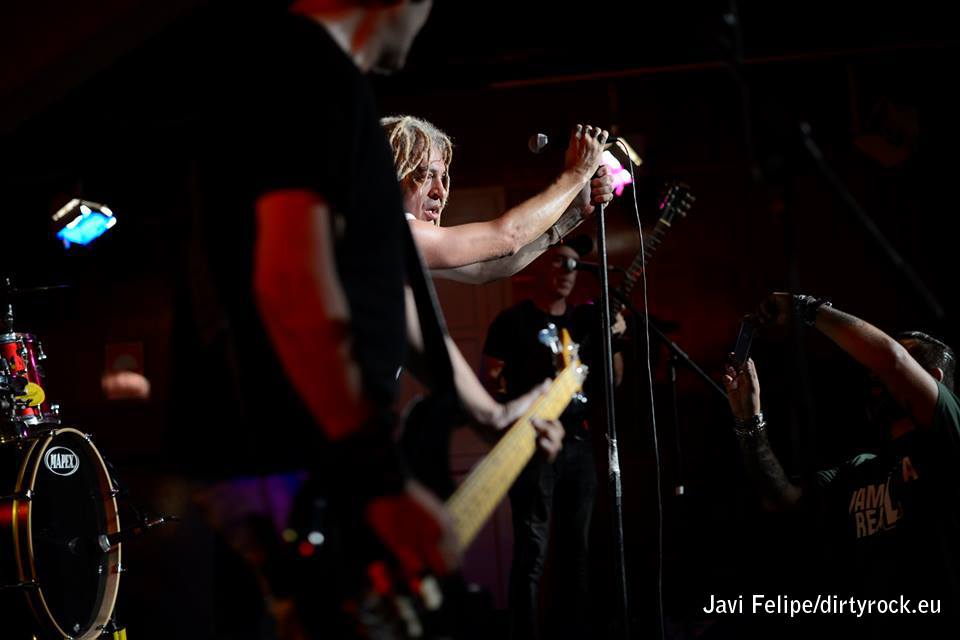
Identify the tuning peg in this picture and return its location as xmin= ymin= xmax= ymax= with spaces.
xmin=393 ymin=595 xmax=424 ymax=638
xmin=575 ymin=364 xmax=589 ymax=384
xmin=537 ymin=323 xmax=561 ymax=354
xmin=417 ymin=575 xmax=443 ymax=611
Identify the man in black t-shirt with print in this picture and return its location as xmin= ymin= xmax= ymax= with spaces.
xmin=723 ymin=293 xmax=960 ymax=634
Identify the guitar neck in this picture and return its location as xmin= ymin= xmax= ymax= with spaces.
xmin=612 ymin=216 xmax=672 ymax=312
xmin=446 ymin=366 xmax=581 ymax=550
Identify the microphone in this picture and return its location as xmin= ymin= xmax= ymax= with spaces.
xmin=528 ymin=131 xmax=643 ymax=167
xmin=528 ymin=131 xmax=621 ymax=154
xmin=68 ymin=514 xmax=178 ymax=556
xmin=562 ymin=257 xmax=624 ymax=274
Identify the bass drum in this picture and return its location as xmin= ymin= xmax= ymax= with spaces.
xmin=0 ymin=427 xmax=121 ymax=639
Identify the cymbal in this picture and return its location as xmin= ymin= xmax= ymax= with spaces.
xmin=0 ymin=280 xmax=70 ymax=298
xmin=5 ymin=284 xmax=71 ymax=295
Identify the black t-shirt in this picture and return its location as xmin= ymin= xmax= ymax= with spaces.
xmin=812 ymin=382 xmax=960 ymax=614
xmin=483 ymin=300 xmax=588 ymax=434
xmin=172 ymin=10 xmax=408 ymax=476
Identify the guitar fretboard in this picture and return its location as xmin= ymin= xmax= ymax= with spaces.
xmin=614 ymin=215 xmax=671 ymax=313
xmin=446 ymin=365 xmax=582 ymax=550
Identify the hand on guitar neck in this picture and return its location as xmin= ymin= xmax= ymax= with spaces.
xmin=367 ymin=379 xmax=563 ymax=582
xmin=478 ymin=378 xmax=565 ymax=461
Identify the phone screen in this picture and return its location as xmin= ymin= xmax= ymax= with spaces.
xmin=733 ymin=318 xmax=755 ymax=366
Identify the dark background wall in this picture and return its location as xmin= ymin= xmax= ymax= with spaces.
xmin=1 ymin=1 xmax=958 ymax=637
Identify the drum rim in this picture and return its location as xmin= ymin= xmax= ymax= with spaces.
xmin=12 ymin=427 xmax=122 ymax=640
xmin=0 ymin=332 xmax=39 ymax=345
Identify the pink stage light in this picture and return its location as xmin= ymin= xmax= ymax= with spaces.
xmin=602 ymin=150 xmax=633 ymax=196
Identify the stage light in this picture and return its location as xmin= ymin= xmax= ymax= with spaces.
xmin=52 ymin=198 xmax=118 ymax=249
xmin=602 ymin=150 xmax=634 ymax=197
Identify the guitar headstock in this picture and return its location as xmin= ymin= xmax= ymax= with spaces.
xmin=538 ymin=324 xmax=587 ymax=389
xmin=537 ymin=323 xmax=561 ymax=356
xmin=657 ymin=180 xmax=696 ymax=224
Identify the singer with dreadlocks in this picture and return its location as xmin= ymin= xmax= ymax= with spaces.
xmin=381 ymin=115 xmax=614 ymax=282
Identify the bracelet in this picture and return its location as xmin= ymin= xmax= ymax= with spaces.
xmin=792 ymin=295 xmax=832 ymax=327
xmin=733 ymin=412 xmax=767 ymax=439
xmin=548 ymin=222 xmax=563 ymax=245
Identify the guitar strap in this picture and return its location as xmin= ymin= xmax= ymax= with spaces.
xmin=401 ymin=221 xmax=456 ymax=395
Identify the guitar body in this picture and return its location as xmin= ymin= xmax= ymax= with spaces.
xmin=399 ymin=393 xmax=463 ymax=499
xmin=284 ymin=476 xmax=496 ymax=639
xmin=285 ymin=329 xmax=588 ymax=639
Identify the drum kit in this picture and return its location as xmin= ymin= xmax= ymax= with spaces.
xmin=0 ymin=280 xmax=133 ymax=640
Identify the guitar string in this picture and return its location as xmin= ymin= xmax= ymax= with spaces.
xmin=449 ymin=373 xmax=573 ymax=540
xmin=448 ymin=370 xmax=577 ymax=545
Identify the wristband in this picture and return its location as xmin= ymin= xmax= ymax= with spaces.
xmin=733 ymin=412 xmax=767 ymax=439
xmin=793 ymin=295 xmax=832 ymax=327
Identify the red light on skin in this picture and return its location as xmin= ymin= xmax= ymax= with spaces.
xmin=602 ymin=151 xmax=634 ymax=197
xmin=367 ymin=561 xmax=394 ymax=596
xmin=297 ymin=541 xmax=315 ymax=558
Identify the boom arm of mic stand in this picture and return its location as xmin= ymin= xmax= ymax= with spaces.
xmin=799 ymin=123 xmax=945 ymax=321
xmin=613 ymin=291 xmax=727 ymax=400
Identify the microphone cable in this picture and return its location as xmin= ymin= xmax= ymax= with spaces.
xmin=621 ymin=139 xmax=665 ymax=640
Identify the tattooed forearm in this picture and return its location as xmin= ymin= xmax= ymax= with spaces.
xmin=823 ymin=307 xmax=864 ymax=329
xmin=738 ymin=433 xmax=802 ymax=512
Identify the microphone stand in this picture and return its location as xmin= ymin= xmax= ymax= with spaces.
xmin=595 ymin=201 xmax=630 ymax=640
xmin=613 ymin=293 xmax=727 ymax=500
xmin=798 ymin=122 xmax=944 ymax=320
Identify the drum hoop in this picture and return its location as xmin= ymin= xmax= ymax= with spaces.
xmin=13 ymin=427 xmax=122 ymax=640
xmin=0 ymin=332 xmax=37 ymax=344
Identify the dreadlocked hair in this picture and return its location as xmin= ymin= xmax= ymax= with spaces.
xmin=380 ymin=115 xmax=453 ymax=186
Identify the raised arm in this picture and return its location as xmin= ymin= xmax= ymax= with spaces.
xmin=431 ymin=172 xmax=611 ymax=284
xmin=411 ymin=125 xmax=609 ymax=270
xmin=723 ymin=357 xmax=802 ymax=512
xmin=759 ymin=293 xmax=941 ymax=429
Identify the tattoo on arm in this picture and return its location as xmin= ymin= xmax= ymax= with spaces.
xmin=738 ymin=433 xmax=801 ymax=511
xmin=826 ymin=307 xmax=865 ymax=329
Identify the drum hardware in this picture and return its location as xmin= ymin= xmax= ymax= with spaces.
xmin=0 ymin=277 xmax=140 ymax=639
xmin=1 ymin=581 xmax=39 ymax=590
xmin=100 ymin=615 xmax=128 ymax=639
xmin=0 ymin=276 xmax=67 ymax=427
xmin=1 ymin=428 xmax=122 ymax=639
xmin=0 ymin=488 xmax=34 ymax=501
xmin=98 ymin=514 xmax=179 ymax=554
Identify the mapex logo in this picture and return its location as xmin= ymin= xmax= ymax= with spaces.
xmin=44 ymin=447 xmax=80 ymax=476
